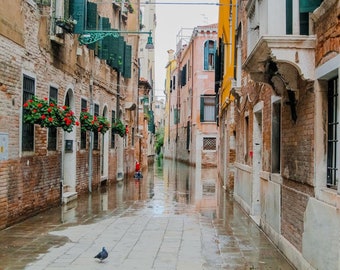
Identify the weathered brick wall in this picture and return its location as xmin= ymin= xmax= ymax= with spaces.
xmin=314 ymin=0 xmax=340 ymax=67
xmin=0 ymin=1 xmax=122 ymax=229
xmin=281 ymin=86 xmax=315 ymax=185
xmin=281 ymin=180 xmax=314 ymax=251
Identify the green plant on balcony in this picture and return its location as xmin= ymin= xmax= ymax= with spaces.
xmin=23 ymin=95 xmax=79 ymax=132
xmin=112 ymin=119 xmax=126 ymax=137
xmin=55 ymin=17 xmax=77 ymax=33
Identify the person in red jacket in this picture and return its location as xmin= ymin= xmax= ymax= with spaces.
xmin=134 ymin=160 xmax=143 ymax=179
xmin=135 ymin=160 xmax=140 ymax=172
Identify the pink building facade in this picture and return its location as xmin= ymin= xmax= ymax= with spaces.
xmin=164 ymin=24 xmax=218 ymax=167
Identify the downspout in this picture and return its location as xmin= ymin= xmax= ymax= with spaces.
xmin=89 ymin=77 xmax=93 ymax=193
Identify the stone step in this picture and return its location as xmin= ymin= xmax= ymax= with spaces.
xmin=62 ymin=191 xmax=78 ymax=204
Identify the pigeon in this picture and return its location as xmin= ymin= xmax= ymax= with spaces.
xmin=94 ymin=247 xmax=108 ymax=262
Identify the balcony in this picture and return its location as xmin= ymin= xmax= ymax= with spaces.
xmin=243 ymin=35 xmax=316 ymax=85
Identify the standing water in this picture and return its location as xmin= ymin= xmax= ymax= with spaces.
xmin=0 ymin=158 xmax=294 ymax=269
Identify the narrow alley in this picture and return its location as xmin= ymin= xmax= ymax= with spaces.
xmin=0 ymin=159 xmax=294 ymax=270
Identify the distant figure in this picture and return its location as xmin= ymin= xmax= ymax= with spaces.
xmin=134 ymin=160 xmax=143 ymax=179
xmin=94 ymin=247 xmax=108 ymax=262
xmin=135 ymin=160 xmax=140 ymax=172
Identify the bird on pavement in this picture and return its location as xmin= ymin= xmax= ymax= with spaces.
xmin=94 ymin=247 xmax=108 ymax=262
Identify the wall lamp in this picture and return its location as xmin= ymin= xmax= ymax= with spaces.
xmin=78 ymin=30 xmax=154 ymax=49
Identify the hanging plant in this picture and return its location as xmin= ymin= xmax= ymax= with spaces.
xmin=55 ymin=17 xmax=77 ymax=33
xmin=23 ymin=96 xmax=78 ymax=132
xmin=112 ymin=118 xmax=126 ymax=137
xmin=80 ymin=110 xmax=110 ymax=134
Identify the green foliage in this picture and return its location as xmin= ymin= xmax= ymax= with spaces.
xmin=80 ymin=110 xmax=110 ymax=134
xmin=23 ymin=96 xmax=78 ymax=133
xmin=112 ymin=118 xmax=126 ymax=137
xmin=155 ymin=127 xmax=164 ymax=155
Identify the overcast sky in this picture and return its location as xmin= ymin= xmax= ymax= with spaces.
xmin=153 ymin=1 xmax=218 ymax=98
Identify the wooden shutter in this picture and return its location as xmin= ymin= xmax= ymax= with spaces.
xmin=69 ymin=0 xmax=85 ymax=34
xmin=123 ymin=44 xmax=132 ymax=78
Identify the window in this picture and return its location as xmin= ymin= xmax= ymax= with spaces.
xmin=93 ymin=104 xmax=99 ymax=149
xmin=244 ymin=115 xmax=250 ymax=163
xmin=173 ymin=108 xmax=180 ymax=125
xmin=286 ymin=0 xmax=323 ymax=35
xmin=204 ymin=40 xmax=216 ymax=71
xmin=22 ymin=75 xmax=35 ymax=152
xmin=272 ymin=100 xmax=281 ymax=173
xmin=48 ymin=86 xmax=58 ymax=151
xmin=80 ymin=98 xmax=87 ymax=149
xmin=203 ymin=137 xmax=216 ymax=150
xmin=200 ymin=95 xmax=216 ymax=122
xmin=327 ymin=77 xmax=339 ymax=189
xmin=111 ymin=110 xmax=115 ymax=148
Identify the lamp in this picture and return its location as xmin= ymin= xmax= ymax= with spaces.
xmin=78 ymin=30 xmax=154 ymax=49
xmin=145 ymin=33 xmax=154 ymax=49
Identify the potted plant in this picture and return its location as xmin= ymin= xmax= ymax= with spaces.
xmin=55 ymin=17 xmax=77 ymax=33
xmin=23 ymin=96 xmax=78 ymax=132
xmin=80 ymin=110 xmax=110 ymax=134
xmin=112 ymin=119 xmax=126 ymax=137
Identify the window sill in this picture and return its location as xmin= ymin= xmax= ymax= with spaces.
xmin=316 ymin=187 xmax=340 ymax=209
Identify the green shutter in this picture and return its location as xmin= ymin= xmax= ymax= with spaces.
xmin=69 ymin=0 xmax=85 ymax=34
xmin=200 ymin=96 xmax=204 ymax=122
xmin=148 ymin=111 xmax=155 ymax=133
xmin=204 ymin=41 xmax=208 ymax=70
xmin=299 ymin=0 xmax=322 ymax=12
xmin=87 ymin=2 xmax=97 ymax=30
xmin=98 ymin=17 xmax=111 ymax=59
xmin=123 ymin=45 xmax=132 ymax=78
xmin=215 ymin=48 xmax=220 ymax=93
xmin=118 ymin=37 xmax=125 ymax=72
xmin=286 ymin=0 xmax=293 ymax=34
xmin=107 ymin=35 xmax=123 ymax=71
xmin=86 ymin=2 xmax=97 ymax=50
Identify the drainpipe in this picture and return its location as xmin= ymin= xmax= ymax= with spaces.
xmin=89 ymin=77 xmax=94 ymax=193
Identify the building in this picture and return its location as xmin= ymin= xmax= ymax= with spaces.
xmin=0 ymin=0 xmax=154 ymax=229
xmin=164 ymin=25 xmax=218 ymax=167
xmin=216 ymin=0 xmax=340 ymax=269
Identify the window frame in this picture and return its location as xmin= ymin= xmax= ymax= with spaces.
xmin=22 ymin=74 xmax=35 ymax=152
xmin=48 ymin=86 xmax=58 ymax=151
xmin=200 ymin=95 xmax=216 ymax=122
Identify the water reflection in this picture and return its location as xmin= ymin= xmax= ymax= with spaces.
xmin=0 ymin=159 xmax=293 ymax=270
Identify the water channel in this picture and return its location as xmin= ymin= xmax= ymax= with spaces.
xmin=0 ymin=158 xmax=294 ymax=269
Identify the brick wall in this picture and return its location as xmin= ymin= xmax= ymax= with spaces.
xmin=0 ymin=1 xmax=123 ymax=229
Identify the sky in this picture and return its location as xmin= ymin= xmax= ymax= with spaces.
xmin=153 ymin=1 xmax=219 ymax=99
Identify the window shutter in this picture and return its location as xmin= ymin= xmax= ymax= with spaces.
xmin=215 ymin=48 xmax=220 ymax=93
xmin=200 ymin=96 xmax=204 ymax=122
xmin=69 ymin=0 xmax=85 ymax=34
xmin=286 ymin=0 xmax=293 ymax=34
xmin=86 ymin=2 xmax=97 ymax=50
xmin=118 ymin=37 xmax=125 ymax=72
xmin=204 ymin=41 xmax=209 ymax=70
xmin=98 ymin=17 xmax=111 ymax=59
xmin=123 ymin=44 xmax=132 ymax=78
xmin=299 ymin=0 xmax=322 ymax=12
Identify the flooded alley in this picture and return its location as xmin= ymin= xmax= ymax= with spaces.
xmin=0 ymin=159 xmax=294 ymax=270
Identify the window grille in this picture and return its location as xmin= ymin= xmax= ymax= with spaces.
xmin=48 ymin=86 xmax=58 ymax=151
xmin=327 ymin=77 xmax=339 ymax=188
xmin=22 ymin=75 xmax=35 ymax=151
xmin=203 ymin=137 xmax=216 ymax=150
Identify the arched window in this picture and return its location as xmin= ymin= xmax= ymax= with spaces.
xmin=204 ymin=40 xmax=216 ymax=71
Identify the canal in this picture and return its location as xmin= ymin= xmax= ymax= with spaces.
xmin=0 ymin=159 xmax=294 ymax=269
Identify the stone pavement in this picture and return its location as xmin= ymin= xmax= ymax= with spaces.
xmin=0 ymin=164 xmax=295 ymax=270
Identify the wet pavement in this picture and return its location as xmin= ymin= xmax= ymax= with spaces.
xmin=0 ymin=159 xmax=295 ymax=270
